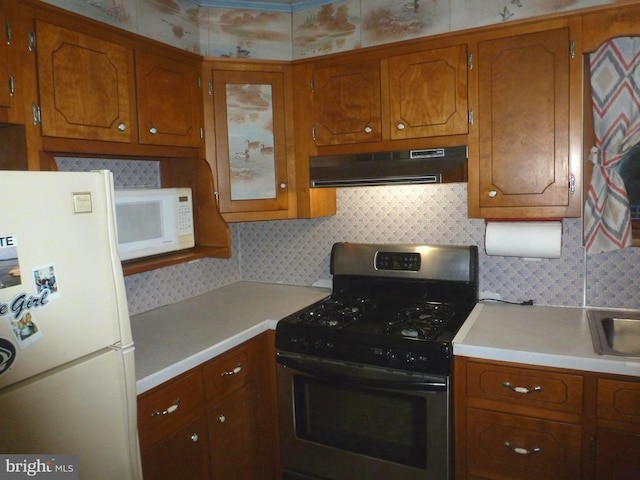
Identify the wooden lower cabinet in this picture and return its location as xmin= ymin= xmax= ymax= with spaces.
xmin=454 ymin=357 xmax=640 ymax=480
xmin=138 ymin=333 xmax=279 ymax=480
xmin=207 ymin=382 xmax=262 ymax=479
xmin=141 ymin=416 xmax=210 ymax=480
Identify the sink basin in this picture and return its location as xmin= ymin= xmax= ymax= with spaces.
xmin=588 ymin=309 xmax=640 ymax=357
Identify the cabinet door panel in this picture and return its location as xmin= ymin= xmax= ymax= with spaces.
xmin=389 ymin=44 xmax=468 ymax=139
xmin=135 ymin=51 xmax=202 ymax=147
xmin=312 ymin=61 xmax=382 ymax=146
xmin=466 ymin=408 xmax=581 ymax=480
xmin=212 ymin=69 xmax=289 ymax=214
xmin=478 ymin=28 xmax=570 ymax=209
xmin=35 ymin=20 xmax=134 ymax=142
xmin=208 ymin=383 xmax=262 ymax=480
xmin=141 ymin=416 xmax=210 ymax=480
xmin=595 ymin=429 xmax=640 ymax=480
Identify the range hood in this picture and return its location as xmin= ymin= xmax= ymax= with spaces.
xmin=309 ymin=146 xmax=468 ymax=187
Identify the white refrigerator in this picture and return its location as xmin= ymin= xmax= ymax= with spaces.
xmin=0 ymin=170 xmax=142 ymax=479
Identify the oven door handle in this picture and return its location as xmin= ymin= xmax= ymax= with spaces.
xmin=277 ymin=355 xmax=447 ymax=392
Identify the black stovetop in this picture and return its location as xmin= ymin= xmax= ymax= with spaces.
xmin=276 ymin=243 xmax=479 ymax=376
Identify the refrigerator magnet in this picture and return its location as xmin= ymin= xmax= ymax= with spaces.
xmin=0 ymin=234 xmax=21 ymax=290
xmin=32 ymin=263 xmax=59 ymax=301
xmin=8 ymin=311 xmax=42 ymax=349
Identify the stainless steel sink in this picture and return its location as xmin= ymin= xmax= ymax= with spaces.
xmin=588 ymin=309 xmax=640 ymax=357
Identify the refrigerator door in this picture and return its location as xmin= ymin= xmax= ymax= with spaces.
xmin=0 ymin=345 xmax=142 ymax=479
xmin=0 ymin=170 xmax=132 ymax=389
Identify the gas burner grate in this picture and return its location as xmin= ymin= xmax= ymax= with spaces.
xmin=299 ymin=295 xmax=376 ymax=328
xmin=386 ymin=302 xmax=456 ymax=340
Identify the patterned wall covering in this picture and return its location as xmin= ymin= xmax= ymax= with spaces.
xmin=43 ymin=0 xmax=626 ymax=60
xmin=54 ymin=157 xmax=640 ymax=314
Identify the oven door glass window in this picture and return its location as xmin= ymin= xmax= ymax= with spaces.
xmin=293 ymin=375 xmax=427 ymax=468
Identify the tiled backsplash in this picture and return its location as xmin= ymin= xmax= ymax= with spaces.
xmin=56 ymin=157 xmax=640 ymax=315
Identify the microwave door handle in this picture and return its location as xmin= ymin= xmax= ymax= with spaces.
xmin=277 ymin=355 xmax=447 ymax=392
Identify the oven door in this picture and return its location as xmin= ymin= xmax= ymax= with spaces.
xmin=277 ymin=352 xmax=450 ymax=480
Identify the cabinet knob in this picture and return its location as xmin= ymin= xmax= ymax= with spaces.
xmin=117 ymin=123 xmax=126 ymax=132
xmin=279 ymin=183 xmax=287 ymax=189
xmin=488 ymin=190 xmax=497 ymax=198
xmin=149 ymin=127 xmax=158 ymax=135
xmin=364 ymin=126 xmax=373 ymax=134
xmin=218 ymin=415 xmax=226 ymax=423
xmin=396 ymin=123 xmax=405 ymax=131
xmin=190 ymin=433 xmax=199 ymax=443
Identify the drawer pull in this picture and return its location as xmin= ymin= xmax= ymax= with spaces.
xmin=151 ymin=398 xmax=180 ymax=417
xmin=503 ymin=382 xmax=542 ymax=394
xmin=190 ymin=433 xmax=199 ymax=443
xmin=504 ymin=441 xmax=541 ymax=455
xmin=221 ymin=364 xmax=243 ymax=376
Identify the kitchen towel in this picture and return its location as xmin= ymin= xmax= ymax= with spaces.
xmin=485 ymin=221 xmax=563 ymax=259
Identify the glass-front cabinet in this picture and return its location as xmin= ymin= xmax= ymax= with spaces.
xmin=207 ymin=63 xmax=296 ymax=222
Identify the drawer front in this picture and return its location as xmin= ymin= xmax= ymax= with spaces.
xmin=466 ymin=408 xmax=582 ymax=480
xmin=203 ymin=339 xmax=259 ymax=401
xmin=467 ymin=361 xmax=583 ymax=414
xmin=598 ymin=379 xmax=640 ymax=424
xmin=138 ymin=369 xmax=204 ymax=443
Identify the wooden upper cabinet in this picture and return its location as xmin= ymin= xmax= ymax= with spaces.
xmin=473 ymin=26 xmax=577 ymax=216
xmin=209 ymin=65 xmax=294 ymax=221
xmin=388 ymin=44 xmax=468 ymax=140
xmin=34 ymin=19 xmax=135 ymax=143
xmin=312 ymin=60 xmax=382 ymax=146
xmin=135 ymin=51 xmax=202 ymax=148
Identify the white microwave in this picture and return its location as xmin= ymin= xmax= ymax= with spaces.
xmin=114 ymin=187 xmax=195 ymax=261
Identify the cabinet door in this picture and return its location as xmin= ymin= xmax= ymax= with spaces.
xmin=312 ymin=60 xmax=382 ymax=146
xmin=0 ymin=6 xmax=11 ymax=109
xmin=207 ymin=383 xmax=263 ymax=480
xmin=212 ymin=69 xmax=290 ymax=215
xmin=34 ymin=20 xmax=135 ymax=142
xmin=595 ymin=429 xmax=640 ymax=480
xmin=141 ymin=416 xmax=210 ymax=480
xmin=135 ymin=51 xmax=202 ymax=147
xmin=388 ymin=44 xmax=468 ymax=140
xmin=477 ymin=28 xmax=571 ymax=209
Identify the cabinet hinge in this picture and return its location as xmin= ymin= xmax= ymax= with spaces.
xmin=589 ymin=437 xmax=596 ymax=459
xmin=570 ymin=39 xmax=576 ymax=59
xmin=569 ymin=174 xmax=575 ymax=194
xmin=32 ymin=104 xmax=41 ymax=125
xmin=312 ymin=125 xmax=316 ymax=141
xmin=310 ymin=77 xmax=314 ymax=93
xmin=468 ymin=109 xmax=474 ymax=125
xmin=208 ymin=79 xmax=213 ymax=96
xmin=8 ymin=73 xmax=15 ymax=97
xmin=200 ymin=127 xmax=203 ymax=139
xmin=467 ymin=52 xmax=473 ymax=70
xmin=5 ymin=21 xmax=12 ymax=45
xmin=28 ymin=30 xmax=36 ymax=52
xmin=197 ymin=75 xmax=201 ymax=89
xmin=214 ymin=191 xmax=219 ymax=205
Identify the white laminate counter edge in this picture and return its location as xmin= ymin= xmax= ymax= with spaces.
xmin=136 ymin=321 xmax=273 ymax=395
xmin=453 ymin=303 xmax=640 ymax=377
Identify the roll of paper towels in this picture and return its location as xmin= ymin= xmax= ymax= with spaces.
xmin=485 ymin=221 xmax=562 ymax=259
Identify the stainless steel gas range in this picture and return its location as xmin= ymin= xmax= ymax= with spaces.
xmin=276 ymin=242 xmax=479 ymax=480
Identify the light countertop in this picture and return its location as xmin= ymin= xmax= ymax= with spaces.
xmin=131 ymin=281 xmax=330 ymax=394
xmin=453 ymin=302 xmax=640 ymax=377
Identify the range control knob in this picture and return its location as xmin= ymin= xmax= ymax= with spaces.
xmin=386 ymin=349 xmax=398 ymax=366
xmin=405 ymin=352 xmax=417 ymax=367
